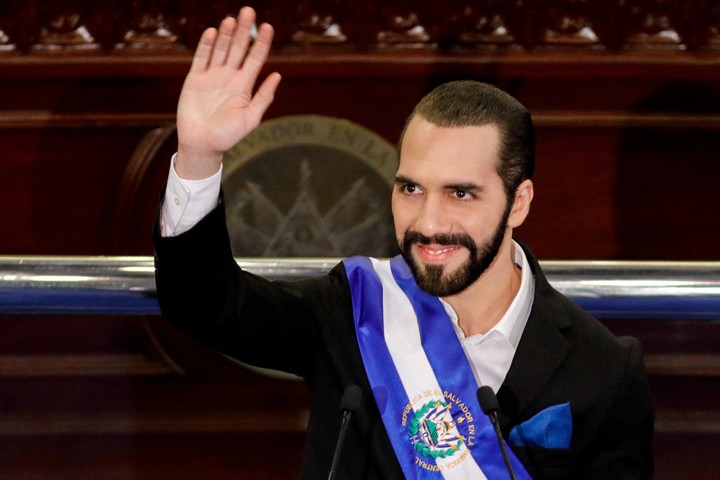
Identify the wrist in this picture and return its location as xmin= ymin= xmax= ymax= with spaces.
xmin=175 ymin=146 xmax=223 ymax=180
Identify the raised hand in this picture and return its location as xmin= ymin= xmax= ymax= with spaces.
xmin=175 ymin=6 xmax=281 ymax=179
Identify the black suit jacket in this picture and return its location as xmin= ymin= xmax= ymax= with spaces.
xmin=153 ymin=204 xmax=654 ymax=479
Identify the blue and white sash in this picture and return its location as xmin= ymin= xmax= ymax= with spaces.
xmin=343 ymin=255 xmax=531 ymax=480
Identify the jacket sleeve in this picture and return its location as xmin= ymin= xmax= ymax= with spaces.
xmin=153 ymin=200 xmax=344 ymax=378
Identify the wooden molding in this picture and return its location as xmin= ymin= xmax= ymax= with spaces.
xmin=0 ymin=354 xmax=175 ymax=377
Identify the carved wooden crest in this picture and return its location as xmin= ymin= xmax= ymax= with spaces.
xmin=222 ymin=115 xmax=399 ymax=258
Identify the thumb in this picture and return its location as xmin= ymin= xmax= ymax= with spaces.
xmin=248 ymin=72 xmax=282 ymax=124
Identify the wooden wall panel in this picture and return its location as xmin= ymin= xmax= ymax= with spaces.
xmin=0 ymin=314 xmax=311 ymax=479
xmin=2 ymin=63 xmax=719 ymax=258
xmin=3 ymin=313 xmax=720 ymax=479
xmin=2 ymin=73 xmax=719 ymax=258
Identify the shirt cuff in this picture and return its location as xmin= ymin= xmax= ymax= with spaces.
xmin=161 ymin=153 xmax=222 ymax=237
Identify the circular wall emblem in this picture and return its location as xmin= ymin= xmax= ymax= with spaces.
xmin=222 ymin=115 xmax=399 ymax=257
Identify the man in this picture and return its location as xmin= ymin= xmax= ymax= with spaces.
xmin=153 ymin=6 xmax=654 ymax=479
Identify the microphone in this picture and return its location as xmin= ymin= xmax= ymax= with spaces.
xmin=328 ymin=385 xmax=362 ymax=480
xmin=477 ymin=386 xmax=517 ymax=480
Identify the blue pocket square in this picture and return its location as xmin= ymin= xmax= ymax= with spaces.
xmin=508 ymin=403 xmax=572 ymax=449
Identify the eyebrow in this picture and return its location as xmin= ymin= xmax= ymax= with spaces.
xmin=394 ymin=175 xmax=485 ymax=194
xmin=445 ymin=182 xmax=484 ymax=193
xmin=394 ymin=174 xmax=416 ymax=185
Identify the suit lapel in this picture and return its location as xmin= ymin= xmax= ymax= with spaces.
xmin=496 ymin=243 xmax=572 ymax=431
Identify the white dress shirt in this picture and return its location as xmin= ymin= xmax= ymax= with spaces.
xmin=441 ymin=243 xmax=535 ymax=393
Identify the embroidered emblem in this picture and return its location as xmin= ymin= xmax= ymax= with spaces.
xmin=402 ymin=390 xmax=477 ymax=471
xmin=410 ymin=400 xmax=464 ymax=459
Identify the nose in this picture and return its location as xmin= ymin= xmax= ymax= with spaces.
xmin=413 ymin=194 xmax=451 ymax=238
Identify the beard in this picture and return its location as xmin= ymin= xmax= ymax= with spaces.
xmin=399 ymin=204 xmax=511 ymax=297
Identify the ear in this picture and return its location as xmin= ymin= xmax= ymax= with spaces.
xmin=507 ymin=179 xmax=534 ymax=229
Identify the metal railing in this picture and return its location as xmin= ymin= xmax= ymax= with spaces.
xmin=1 ymin=256 xmax=719 ymax=320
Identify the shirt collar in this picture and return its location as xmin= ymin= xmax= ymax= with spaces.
xmin=442 ymin=240 xmax=535 ymax=349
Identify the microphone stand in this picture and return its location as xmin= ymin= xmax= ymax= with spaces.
xmin=328 ymin=385 xmax=362 ymax=480
xmin=477 ymin=386 xmax=517 ymax=480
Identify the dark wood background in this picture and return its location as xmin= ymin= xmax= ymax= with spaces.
xmin=1 ymin=1 xmax=720 ymax=478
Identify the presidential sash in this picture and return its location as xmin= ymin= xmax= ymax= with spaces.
xmin=343 ymin=255 xmax=531 ymax=480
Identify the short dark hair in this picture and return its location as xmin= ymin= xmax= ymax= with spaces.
xmin=401 ymin=80 xmax=535 ymax=199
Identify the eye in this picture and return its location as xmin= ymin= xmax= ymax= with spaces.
xmin=452 ymin=189 xmax=474 ymax=200
xmin=400 ymin=183 xmax=422 ymax=195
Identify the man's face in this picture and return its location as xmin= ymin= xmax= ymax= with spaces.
xmin=392 ymin=116 xmax=513 ymax=297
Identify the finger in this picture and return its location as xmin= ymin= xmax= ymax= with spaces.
xmin=208 ymin=16 xmax=237 ymax=67
xmin=238 ymin=22 xmax=274 ymax=86
xmin=189 ymin=28 xmax=217 ymax=72
xmin=226 ymin=6 xmax=256 ymax=69
xmin=248 ymin=72 xmax=282 ymax=123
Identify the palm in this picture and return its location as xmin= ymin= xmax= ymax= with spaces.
xmin=178 ymin=66 xmax=256 ymax=154
xmin=175 ymin=7 xmax=280 ymax=178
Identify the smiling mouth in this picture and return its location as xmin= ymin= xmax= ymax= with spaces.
xmin=415 ymin=244 xmax=462 ymax=261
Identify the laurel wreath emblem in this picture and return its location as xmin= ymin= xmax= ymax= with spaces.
xmin=408 ymin=400 xmax=464 ymax=459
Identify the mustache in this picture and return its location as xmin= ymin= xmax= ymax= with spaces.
xmin=402 ymin=231 xmax=477 ymax=251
